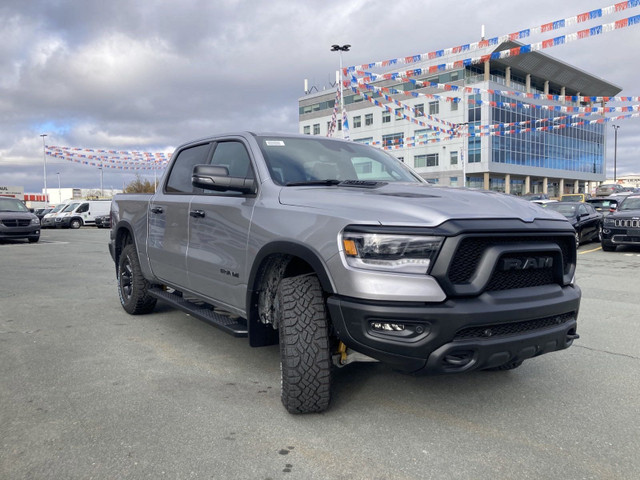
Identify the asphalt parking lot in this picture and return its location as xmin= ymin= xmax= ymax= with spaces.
xmin=1 ymin=229 xmax=639 ymax=480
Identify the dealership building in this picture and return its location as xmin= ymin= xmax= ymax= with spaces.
xmin=298 ymin=41 xmax=621 ymax=196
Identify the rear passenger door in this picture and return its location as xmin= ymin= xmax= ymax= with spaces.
xmin=147 ymin=142 xmax=213 ymax=287
xmin=186 ymin=139 xmax=258 ymax=314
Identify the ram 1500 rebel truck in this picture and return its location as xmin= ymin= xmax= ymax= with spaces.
xmin=109 ymin=132 xmax=581 ymax=414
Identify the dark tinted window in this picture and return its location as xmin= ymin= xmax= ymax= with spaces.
xmin=165 ymin=143 xmax=212 ymax=194
xmin=210 ymin=141 xmax=254 ymax=179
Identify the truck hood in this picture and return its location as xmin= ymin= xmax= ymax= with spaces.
xmin=278 ymin=183 xmax=566 ymax=226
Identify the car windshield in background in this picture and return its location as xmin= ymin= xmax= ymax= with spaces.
xmin=62 ymin=202 xmax=81 ymax=212
xmin=256 ymin=136 xmax=423 ymax=186
xmin=0 ymin=198 xmax=29 ymax=212
xmin=544 ymin=203 xmax=577 ymax=217
xmin=619 ymin=197 xmax=640 ymax=211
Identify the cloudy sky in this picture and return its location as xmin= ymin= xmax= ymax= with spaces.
xmin=1 ymin=0 xmax=639 ymax=195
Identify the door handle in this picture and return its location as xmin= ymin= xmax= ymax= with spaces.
xmin=150 ymin=206 xmax=164 ymax=214
xmin=190 ymin=209 xmax=206 ymax=218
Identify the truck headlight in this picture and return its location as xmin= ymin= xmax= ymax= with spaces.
xmin=341 ymin=232 xmax=443 ymax=274
xmin=31 ymin=217 xmax=40 ymax=225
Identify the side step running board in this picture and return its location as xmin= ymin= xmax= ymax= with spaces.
xmin=148 ymin=288 xmax=248 ymax=337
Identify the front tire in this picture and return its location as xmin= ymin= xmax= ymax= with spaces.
xmin=277 ymin=275 xmax=332 ymax=414
xmin=117 ymin=244 xmax=157 ymax=314
xmin=602 ymin=241 xmax=616 ymax=252
xmin=70 ymin=218 xmax=82 ymax=229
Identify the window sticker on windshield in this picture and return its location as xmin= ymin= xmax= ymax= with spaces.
xmin=265 ymin=140 xmax=285 ymax=146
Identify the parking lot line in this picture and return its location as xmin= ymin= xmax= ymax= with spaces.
xmin=578 ymin=246 xmax=602 ymax=254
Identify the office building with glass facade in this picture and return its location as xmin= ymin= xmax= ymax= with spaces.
xmin=299 ymin=41 xmax=621 ymax=196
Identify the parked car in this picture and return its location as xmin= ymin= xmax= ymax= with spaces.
xmin=520 ymin=193 xmax=557 ymax=205
xmin=586 ymin=197 xmax=619 ymax=216
xmin=95 ymin=214 xmax=111 ymax=229
xmin=543 ymin=201 xmax=602 ymax=247
xmin=41 ymin=202 xmax=70 ymax=228
xmin=0 ymin=197 xmax=41 ymax=243
xmin=560 ymin=193 xmax=590 ymax=202
xmin=34 ymin=208 xmax=53 ymax=220
xmin=601 ymin=194 xmax=640 ymax=251
xmin=595 ymin=184 xmax=626 ymax=197
xmin=55 ymin=200 xmax=111 ymax=229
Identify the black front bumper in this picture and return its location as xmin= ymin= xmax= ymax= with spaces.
xmin=327 ymin=284 xmax=581 ymax=374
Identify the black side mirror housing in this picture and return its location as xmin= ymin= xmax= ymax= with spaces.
xmin=192 ymin=164 xmax=255 ymax=194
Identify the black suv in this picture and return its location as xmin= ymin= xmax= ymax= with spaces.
xmin=602 ymin=194 xmax=640 ymax=251
xmin=0 ymin=197 xmax=41 ymax=243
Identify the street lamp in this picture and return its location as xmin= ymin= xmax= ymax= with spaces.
xmin=331 ymin=44 xmax=351 ymax=139
xmin=40 ymin=134 xmax=48 ymax=204
xmin=98 ymin=164 xmax=104 ymax=198
xmin=612 ymin=124 xmax=620 ymax=182
xmin=56 ymin=172 xmax=61 ymax=204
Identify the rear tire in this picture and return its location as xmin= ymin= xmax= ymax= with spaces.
xmin=117 ymin=244 xmax=157 ymax=314
xmin=277 ymin=275 xmax=332 ymax=414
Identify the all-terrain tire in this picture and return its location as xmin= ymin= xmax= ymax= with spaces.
xmin=277 ymin=275 xmax=332 ymax=414
xmin=118 ymin=244 xmax=157 ymax=315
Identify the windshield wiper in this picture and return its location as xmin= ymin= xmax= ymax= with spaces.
xmin=285 ymin=179 xmax=341 ymax=187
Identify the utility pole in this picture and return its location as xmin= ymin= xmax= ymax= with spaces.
xmin=331 ymin=44 xmax=351 ymax=139
xmin=40 ymin=134 xmax=48 ymax=204
xmin=612 ymin=124 xmax=620 ymax=182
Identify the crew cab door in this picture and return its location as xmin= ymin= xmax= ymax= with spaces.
xmin=147 ymin=142 xmax=213 ymax=287
xmin=186 ymin=139 xmax=257 ymax=313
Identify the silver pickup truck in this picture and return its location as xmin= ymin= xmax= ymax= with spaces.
xmin=109 ymin=132 xmax=581 ymax=414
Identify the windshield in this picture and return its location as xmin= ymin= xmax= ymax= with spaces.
xmin=62 ymin=202 xmax=80 ymax=212
xmin=0 ymin=197 xmax=30 ymax=212
xmin=256 ymin=135 xmax=424 ymax=186
xmin=619 ymin=197 xmax=640 ymax=211
xmin=545 ymin=203 xmax=577 ymax=217
xmin=50 ymin=204 xmax=66 ymax=213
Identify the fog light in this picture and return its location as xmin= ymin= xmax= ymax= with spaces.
xmin=371 ymin=322 xmax=405 ymax=332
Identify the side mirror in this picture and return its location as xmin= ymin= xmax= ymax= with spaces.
xmin=192 ymin=164 xmax=255 ymax=194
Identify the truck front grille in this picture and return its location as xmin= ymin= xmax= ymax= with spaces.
xmin=442 ymin=234 xmax=575 ymax=295
xmin=614 ymin=219 xmax=640 ymax=227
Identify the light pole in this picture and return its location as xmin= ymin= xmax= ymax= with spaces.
xmin=612 ymin=124 xmax=620 ymax=182
xmin=331 ymin=44 xmax=350 ymax=139
xmin=40 ymin=134 xmax=48 ymax=204
xmin=56 ymin=172 xmax=61 ymax=204
xmin=98 ymin=164 xmax=104 ymax=198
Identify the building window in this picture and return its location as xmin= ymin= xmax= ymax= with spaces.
xmin=415 ymin=104 xmax=424 ymax=116
xmin=415 ymin=153 xmax=439 ymax=167
xmin=450 ymin=151 xmax=458 ymax=165
xmin=365 ymin=113 xmax=373 ymax=126
xmin=395 ymin=108 xmax=404 ymax=120
xmin=382 ymin=133 xmax=404 ymax=148
xmin=353 ymin=137 xmax=373 ymax=144
xmin=313 ymin=124 xmax=320 ymax=135
xmin=382 ymin=111 xmax=391 ymax=123
xmin=353 ymin=115 xmax=361 ymax=128
xmin=451 ymin=100 xmax=459 ymax=111
xmin=303 ymin=125 xmax=310 ymax=135
xmin=450 ymin=176 xmax=459 ymax=187
xmin=429 ymin=101 xmax=439 ymax=115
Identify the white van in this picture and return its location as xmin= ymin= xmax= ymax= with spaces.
xmin=55 ymin=200 xmax=112 ymax=229
xmin=41 ymin=201 xmax=71 ymax=228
